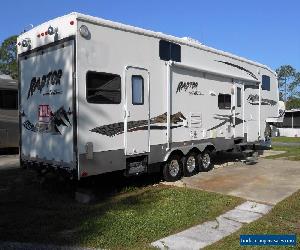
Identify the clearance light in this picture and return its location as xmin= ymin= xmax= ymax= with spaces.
xmin=47 ymin=25 xmax=57 ymax=35
xmin=81 ymin=172 xmax=88 ymax=177
xmin=21 ymin=38 xmax=31 ymax=48
xmin=70 ymin=20 xmax=74 ymax=25
xmin=79 ymin=25 xmax=90 ymax=39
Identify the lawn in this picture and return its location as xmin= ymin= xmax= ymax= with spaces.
xmin=0 ymin=167 xmax=243 ymax=249
xmin=272 ymin=136 xmax=300 ymax=143
xmin=266 ymin=137 xmax=300 ymax=161
xmin=205 ymin=189 xmax=300 ymax=250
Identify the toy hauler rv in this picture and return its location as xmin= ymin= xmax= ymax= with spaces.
xmin=17 ymin=12 xmax=282 ymax=181
xmin=0 ymin=75 xmax=18 ymax=150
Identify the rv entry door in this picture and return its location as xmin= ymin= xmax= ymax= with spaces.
xmin=234 ymin=81 xmax=244 ymax=138
xmin=244 ymin=83 xmax=260 ymax=142
xmin=125 ymin=67 xmax=150 ymax=155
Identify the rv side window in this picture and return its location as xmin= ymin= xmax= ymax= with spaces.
xmin=159 ymin=40 xmax=181 ymax=62
xmin=86 ymin=71 xmax=121 ymax=104
xmin=132 ymin=75 xmax=144 ymax=105
xmin=0 ymin=89 xmax=18 ymax=110
xmin=218 ymin=94 xmax=231 ymax=109
xmin=237 ymin=87 xmax=241 ymax=107
xmin=262 ymin=75 xmax=270 ymax=91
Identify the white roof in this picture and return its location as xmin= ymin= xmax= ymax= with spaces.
xmin=74 ymin=12 xmax=275 ymax=75
xmin=0 ymin=74 xmax=13 ymax=80
xmin=0 ymin=74 xmax=17 ymax=86
xmin=285 ymin=109 xmax=300 ymax=113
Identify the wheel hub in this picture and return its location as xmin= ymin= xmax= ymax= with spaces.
xmin=202 ymin=153 xmax=211 ymax=169
xmin=186 ymin=156 xmax=196 ymax=173
xmin=169 ymin=160 xmax=180 ymax=177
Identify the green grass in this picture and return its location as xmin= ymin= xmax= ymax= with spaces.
xmin=265 ymin=145 xmax=300 ymax=161
xmin=205 ymin=189 xmax=300 ymax=250
xmin=0 ymin=168 xmax=242 ymax=249
xmin=272 ymin=136 xmax=300 ymax=143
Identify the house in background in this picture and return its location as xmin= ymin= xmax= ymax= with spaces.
xmin=277 ymin=109 xmax=300 ymax=137
xmin=0 ymin=74 xmax=19 ymax=151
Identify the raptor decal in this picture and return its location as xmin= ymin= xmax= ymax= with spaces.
xmin=90 ymin=112 xmax=187 ymax=137
xmin=27 ymin=69 xmax=63 ymax=99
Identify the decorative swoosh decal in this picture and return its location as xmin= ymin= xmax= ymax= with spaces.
xmin=247 ymin=94 xmax=277 ymax=106
xmin=207 ymin=113 xmax=244 ymax=131
xmin=215 ymin=60 xmax=258 ymax=80
xmin=91 ymin=112 xmax=187 ymax=137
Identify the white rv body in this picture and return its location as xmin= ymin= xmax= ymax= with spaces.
xmin=18 ymin=13 xmax=281 ymax=180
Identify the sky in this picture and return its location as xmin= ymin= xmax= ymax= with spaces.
xmin=1 ymin=0 xmax=299 ymax=71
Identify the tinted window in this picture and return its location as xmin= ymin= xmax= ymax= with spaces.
xmin=159 ymin=40 xmax=181 ymax=62
xmin=237 ymin=87 xmax=241 ymax=107
xmin=262 ymin=75 xmax=270 ymax=91
xmin=0 ymin=89 xmax=18 ymax=110
xmin=159 ymin=40 xmax=171 ymax=61
xmin=218 ymin=94 xmax=231 ymax=109
xmin=132 ymin=75 xmax=144 ymax=105
xmin=86 ymin=72 xmax=121 ymax=104
xmin=171 ymin=43 xmax=181 ymax=62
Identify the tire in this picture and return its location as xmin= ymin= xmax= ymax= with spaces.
xmin=163 ymin=154 xmax=183 ymax=182
xmin=20 ymin=159 xmax=27 ymax=169
xmin=200 ymin=150 xmax=214 ymax=172
xmin=183 ymin=151 xmax=199 ymax=177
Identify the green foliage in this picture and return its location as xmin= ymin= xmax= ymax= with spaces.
xmin=286 ymin=97 xmax=300 ymax=109
xmin=0 ymin=35 xmax=18 ymax=79
xmin=276 ymin=65 xmax=300 ymax=102
xmin=272 ymin=136 xmax=300 ymax=143
xmin=266 ymin=145 xmax=300 ymax=161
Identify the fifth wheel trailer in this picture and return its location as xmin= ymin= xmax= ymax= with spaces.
xmin=0 ymin=74 xmax=18 ymax=150
xmin=17 ymin=12 xmax=282 ymax=181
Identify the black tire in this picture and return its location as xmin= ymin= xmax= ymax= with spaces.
xmin=162 ymin=154 xmax=183 ymax=182
xmin=183 ymin=151 xmax=199 ymax=177
xmin=20 ymin=159 xmax=27 ymax=169
xmin=199 ymin=150 xmax=214 ymax=172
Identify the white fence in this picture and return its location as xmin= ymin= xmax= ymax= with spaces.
xmin=277 ymin=128 xmax=300 ymax=137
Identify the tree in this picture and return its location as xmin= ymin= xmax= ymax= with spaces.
xmin=0 ymin=35 xmax=18 ymax=79
xmin=276 ymin=65 xmax=295 ymax=102
xmin=286 ymin=98 xmax=300 ymax=110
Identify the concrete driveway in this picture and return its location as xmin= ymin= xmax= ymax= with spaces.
xmin=1 ymin=153 xmax=299 ymax=205
xmin=0 ymin=154 xmax=19 ymax=170
xmin=182 ymin=157 xmax=300 ymax=205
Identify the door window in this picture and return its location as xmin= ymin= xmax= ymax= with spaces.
xmin=132 ymin=75 xmax=144 ymax=105
xmin=237 ymin=87 xmax=242 ymax=107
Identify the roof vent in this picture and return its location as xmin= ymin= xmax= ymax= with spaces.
xmin=181 ymin=37 xmax=202 ymax=45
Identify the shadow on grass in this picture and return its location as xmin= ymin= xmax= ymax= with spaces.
xmin=0 ymin=166 xmax=163 ymax=248
xmin=0 ymin=165 xmax=242 ymax=249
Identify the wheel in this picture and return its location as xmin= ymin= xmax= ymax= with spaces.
xmin=200 ymin=150 xmax=214 ymax=172
xmin=183 ymin=151 xmax=199 ymax=177
xmin=20 ymin=159 xmax=27 ymax=169
xmin=163 ymin=154 xmax=183 ymax=182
